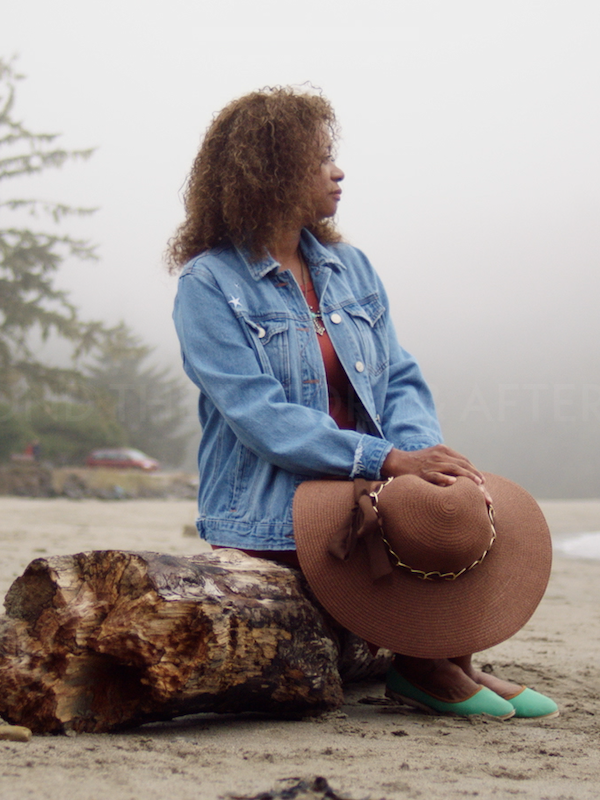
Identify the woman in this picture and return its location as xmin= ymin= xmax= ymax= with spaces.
xmin=169 ymin=87 xmax=557 ymax=719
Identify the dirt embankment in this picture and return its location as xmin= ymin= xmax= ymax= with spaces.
xmin=0 ymin=464 xmax=198 ymax=500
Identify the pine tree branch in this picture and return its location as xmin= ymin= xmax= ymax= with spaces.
xmin=0 ymin=200 xmax=98 ymax=221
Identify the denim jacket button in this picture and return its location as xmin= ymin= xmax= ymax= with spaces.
xmin=257 ymin=326 xmax=266 ymax=339
xmin=355 ymin=361 xmax=365 ymax=373
xmin=330 ymin=313 xmax=342 ymax=324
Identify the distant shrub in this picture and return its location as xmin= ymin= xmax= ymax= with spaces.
xmin=0 ymin=403 xmax=34 ymax=462
xmin=27 ymin=402 xmax=126 ymax=466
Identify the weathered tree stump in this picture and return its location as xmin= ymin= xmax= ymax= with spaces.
xmin=0 ymin=549 xmax=389 ymax=734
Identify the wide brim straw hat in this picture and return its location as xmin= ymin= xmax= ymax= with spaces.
xmin=293 ymin=473 xmax=552 ymax=659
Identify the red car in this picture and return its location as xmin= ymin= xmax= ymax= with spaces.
xmin=85 ymin=448 xmax=160 ymax=471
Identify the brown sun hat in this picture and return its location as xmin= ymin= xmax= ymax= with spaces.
xmin=293 ymin=473 xmax=552 ymax=659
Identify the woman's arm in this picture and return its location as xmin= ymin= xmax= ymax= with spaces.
xmin=381 ymin=443 xmax=485 ymax=484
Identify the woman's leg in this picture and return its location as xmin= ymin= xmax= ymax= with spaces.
xmin=387 ymin=654 xmax=517 ymax=718
xmin=392 ymin=655 xmax=525 ymax=701
xmin=392 ymin=655 xmax=482 ymax=701
xmin=450 ymin=655 xmax=524 ymax=699
xmin=210 ymin=545 xmax=300 ymax=569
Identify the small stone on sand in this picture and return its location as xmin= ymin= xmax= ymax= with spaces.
xmin=0 ymin=724 xmax=32 ymax=742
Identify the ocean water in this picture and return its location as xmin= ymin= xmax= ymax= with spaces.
xmin=553 ymin=532 xmax=600 ymax=560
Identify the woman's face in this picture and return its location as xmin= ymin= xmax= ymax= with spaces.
xmin=309 ymin=138 xmax=344 ymax=221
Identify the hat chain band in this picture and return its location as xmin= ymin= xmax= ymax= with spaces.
xmin=369 ymin=478 xmax=498 ymax=581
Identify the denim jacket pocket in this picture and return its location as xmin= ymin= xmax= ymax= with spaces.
xmin=343 ymin=295 xmax=386 ymax=327
xmin=242 ymin=316 xmax=292 ymax=393
xmin=343 ymin=296 xmax=389 ymax=377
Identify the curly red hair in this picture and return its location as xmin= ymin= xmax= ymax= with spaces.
xmin=166 ymin=86 xmax=341 ymax=272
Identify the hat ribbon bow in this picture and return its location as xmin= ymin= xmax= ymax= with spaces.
xmin=328 ymin=478 xmax=394 ymax=581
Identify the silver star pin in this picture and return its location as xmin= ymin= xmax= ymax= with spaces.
xmin=228 ymin=296 xmax=242 ymax=308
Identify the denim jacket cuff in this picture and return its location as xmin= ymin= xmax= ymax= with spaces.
xmin=397 ymin=436 xmax=442 ymax=452
xmin=350 ymin=436 xmax=393 ymax=480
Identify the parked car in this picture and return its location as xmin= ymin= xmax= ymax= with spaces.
xmin=85 ymin=448 xmax=160 ymax=471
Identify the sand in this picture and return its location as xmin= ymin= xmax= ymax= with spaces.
xmin=0 ymin=496 xmax=599 ymax=800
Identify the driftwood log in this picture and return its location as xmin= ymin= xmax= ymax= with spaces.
xmin=0 ymin=549 xmax=390 ymax=734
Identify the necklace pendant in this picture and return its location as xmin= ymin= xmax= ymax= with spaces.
xmin=311 ymin=311 xmax=326 ymax=336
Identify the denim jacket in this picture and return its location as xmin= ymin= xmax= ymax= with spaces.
xmin=173 ymin=230 xmax=442 ymax=550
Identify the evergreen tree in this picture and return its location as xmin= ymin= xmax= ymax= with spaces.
xmin=0 ymin=59 xmax=191 ymax=469
xmin=0 ymin=57 xmax=102 ymax=404
xmin=86 ymin=322 xmax=192 ymax=468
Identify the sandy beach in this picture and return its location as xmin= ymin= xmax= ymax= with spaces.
xmin=0 ymin=496 xmax=599 ymax=800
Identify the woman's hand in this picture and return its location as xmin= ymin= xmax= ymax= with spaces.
xmin=381 ymin=445 xmax=492 ymax=503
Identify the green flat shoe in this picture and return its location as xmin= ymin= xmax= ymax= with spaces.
xmin=506 ymin=687 xmax=559 ymax=719
xmin=385 ymin=666 xmax=515 ymax=719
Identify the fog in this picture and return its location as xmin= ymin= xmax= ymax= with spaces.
xmin=3 ymin=1 xmax=599 ymax=497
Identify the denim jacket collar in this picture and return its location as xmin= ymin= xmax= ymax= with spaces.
xmin=236 ymin=229 xmax=347 ymax=281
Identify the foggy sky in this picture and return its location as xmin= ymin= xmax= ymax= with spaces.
xmin=2 ymin=1 xmax=600 ymax=497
